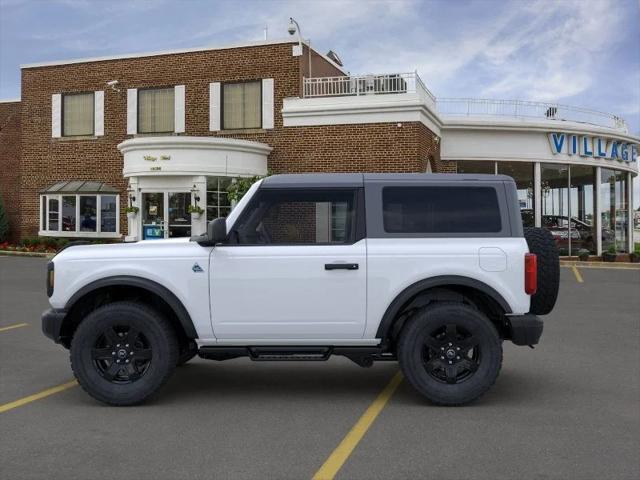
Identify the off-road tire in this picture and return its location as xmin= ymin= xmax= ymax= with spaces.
xmin=177 ymin=340 xmax=198 ymax=366
xmin=70 ymin=301 xmax=178 ymax=406
xmin=398 ymin=302 xmax=502 ymax=406
xmin=524 ymin=227 xmax=560 ymax=315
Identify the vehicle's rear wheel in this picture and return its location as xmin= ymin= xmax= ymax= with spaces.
xmin=70 ymin=301 xmax=178 ymax=406
xmin=398 ymin=303 xmax=502 ymax=406
xmin=524 ymin=227 xmax=560 ymax=315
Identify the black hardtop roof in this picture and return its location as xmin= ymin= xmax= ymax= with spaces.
xmin=261 ymin=173 xmax=514 ymax=188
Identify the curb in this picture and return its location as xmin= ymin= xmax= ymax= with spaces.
xmin=560 ymin=261 xmax=640 ymax=270
xmin=0 ymin=250 xmax=55 ymax=259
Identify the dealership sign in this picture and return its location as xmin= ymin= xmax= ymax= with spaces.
xmin=548 ymin=133 xmax=638 ymax=163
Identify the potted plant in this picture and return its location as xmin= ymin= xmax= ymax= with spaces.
xmin=630 ymin=246 xmax=640 ymax=263
xmin=602 ymin=245 xmax=617 ymax=262
xmin=187 ymin=204 xmax=204 ymax=220
xmin=577 ymin=248 xmax=590 ymax=261
xmin=125 ymin=206 xmax=139 ymax=220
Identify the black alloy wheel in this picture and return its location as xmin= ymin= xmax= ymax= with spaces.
xmin=71 ymin=301 xmax=178 ymax=406
xmin=91 ymin=325 xmax=153 ymax=384
xmin=421 ymin=323 xmax=480 ymax=384
xmin=398 ymin=302 xmax=502 ymax=406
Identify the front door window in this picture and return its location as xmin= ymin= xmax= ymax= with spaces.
xmin=168 ymin=192 xmax=191 ymax=238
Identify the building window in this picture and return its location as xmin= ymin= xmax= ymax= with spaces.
xmin=206 ymin=176 xmax=234 ymax=220
xmin=456 ymin=160 xmax=496 ymax=174
xmin=601 ymin=168 xmax=629 ymax=253
xmin=62 ymin=92 xmax=94 ymax=136
xmin=222 ymin=81 xmax=261 ymax=129
xmin=497 ymin=162 xmax=535 ymax=227
xmin=40 ymin=193 xmax=119 ymax=237
xmin=138 ymin=87 xmax=175 ymax=133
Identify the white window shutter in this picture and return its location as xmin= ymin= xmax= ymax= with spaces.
xmin=174 ymin=85 xmax=185 ymax=133
xmin=209 ymin=82 xmax=221 ymax=131
xmin=127 ymin=88 xmax=137 ymax=134
xmin=262 ymin=78 xmax=274 ymax=129
xmin=94 ymin=91 xmax=104 ymax=136
xmin=51 ymin=94 xmax=61 ymax=138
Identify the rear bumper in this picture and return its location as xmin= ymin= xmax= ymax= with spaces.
xmin=507 ymin=314 xmax=543 ymax=346
xmin=41 ymin=308 xmax=68 ymax=344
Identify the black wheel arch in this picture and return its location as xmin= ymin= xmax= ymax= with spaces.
xmin=60 ymin=276 xmax=198 ymax=347
xmin=376 ymin=276 xmax=512 ymax=344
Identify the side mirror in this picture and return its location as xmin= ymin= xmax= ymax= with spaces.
xmin=208 ymin=217 xmax=228 ymax=244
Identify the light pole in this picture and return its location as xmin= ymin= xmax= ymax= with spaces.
xmin=288 ymin=17 xmax=312 ymax=91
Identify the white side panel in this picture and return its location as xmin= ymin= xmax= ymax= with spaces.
xmin=209 ymin=82 xmax=221 ymax=131
xmin=174 ymin=85 xmax=185 ymax=133
xmin=364 ymin=238 xmax=530 ymax=339
xmin=94 ymin=90 xmax=104 ymax=136
xmin=49 ymin=240 xmax=216 ymax=340
xmin=210 ymin=241 xmax=367 ymax=339
xmin=262 ymin=78 xmax=274 ymax=129
xmin=126 ymin=88 xmax=137 ymax=134
xmin=51 ymin=94 xmax=61 ymax=138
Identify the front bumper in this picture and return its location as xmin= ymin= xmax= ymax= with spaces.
xmin=507 ymin=314 xmax=543 ymax=346
xmin=41 ymin=308 xmax=68 ymax=344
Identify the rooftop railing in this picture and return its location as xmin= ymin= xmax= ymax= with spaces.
xmin=303 ymin=72 xmax=436 ymax=103
xmin=436 ymin=98 xmax=627 ymax=132
xmin=302 ymin=74 xmax=627 ymax=132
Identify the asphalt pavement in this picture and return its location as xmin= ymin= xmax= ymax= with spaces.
xmin=0 ymin=256 xmax=638 ymax=480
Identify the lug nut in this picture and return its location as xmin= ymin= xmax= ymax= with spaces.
xmin=130 ymin=352 xmax=134 ymax=355
xmin=456 ymin=347 xmax=460 ymax=351
xmin=440 ymin=356 xmax=445 ymax=360
xmin=116 ymin=344 xmax=120 ymax=347
xmin=448 ymin=343 xmax=452 ymax=346
xmin=456 ymin=356 xmax=460 ymax=360
xmin=125 ymin=344 xmax=129 ymax=347
xmin=441 ymin=347 xmax=444 ymax=351
xmin=448 ymin=361 xmax=453 ymax=364
xmin=111 ymin=351 xmax=115 ymax=355
xmin=125 ymin=359 xmax=129 ymax=363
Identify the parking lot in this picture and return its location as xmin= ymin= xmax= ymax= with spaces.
xmin=1 ymin=256 xmax=639 ymax=480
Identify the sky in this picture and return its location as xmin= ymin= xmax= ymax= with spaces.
xmin=0 ymin=0 xmax=639 ymax=203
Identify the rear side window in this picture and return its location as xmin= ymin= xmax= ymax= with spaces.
xmin=382 ymin=186 xmax=501 ymax=234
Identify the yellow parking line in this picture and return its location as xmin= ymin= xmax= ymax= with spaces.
xmin=0 ymin=380 xmax=78 ymax=414
xmin=312 ymin=371 xmax=403 ymax=480
xmin=0 ymin=322 xmax=28 ymax=333
xmin=571 ymin=265 xmax=584 ymax=283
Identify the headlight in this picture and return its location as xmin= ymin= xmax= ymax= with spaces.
xmin=47 ymin=262 xmax=54 ymax=297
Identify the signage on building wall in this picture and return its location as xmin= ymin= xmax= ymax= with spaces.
xmin=548 ymin=133 xmax=638 ymax=163
xmin=143 ymin=155 xmax=171 ymax=162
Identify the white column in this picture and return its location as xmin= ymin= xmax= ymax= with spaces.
xmin=595 ymin=167 xmax=602 ymax=256
xmin=191 ymin=175 xmax=207 ymax=236
xmin=628 ymin=171 xmax=633 ymax=253
xmin=534 ymin=162 xmax=542 ymax=228
xmin=125 ymin=177 xmax=140 ymax=242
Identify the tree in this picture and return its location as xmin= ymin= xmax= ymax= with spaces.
xmin=0 ymin=194 xmax=9 ymax=242
xmin=226 ymin=174 xmax=269 ymax=203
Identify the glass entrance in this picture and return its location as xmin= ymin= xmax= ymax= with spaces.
xmin=141 ymin=192 xmax=191 ymax=239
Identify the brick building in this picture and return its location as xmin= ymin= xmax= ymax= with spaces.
xmin=0 ymin=38 xmax=638 ymax=254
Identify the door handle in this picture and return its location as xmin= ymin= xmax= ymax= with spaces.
xmin=324 ymin=263 xmax=359 ymax=271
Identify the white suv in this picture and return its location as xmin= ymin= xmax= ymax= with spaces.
xmin=42 ymin=174 xmax=559 ymax=406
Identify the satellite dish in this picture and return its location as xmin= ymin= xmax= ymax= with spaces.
xmin=326 ymin=50 xmax=343 ymax=67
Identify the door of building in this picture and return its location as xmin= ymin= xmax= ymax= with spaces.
xmin=141 ymin=192 xmax=191 ymax=239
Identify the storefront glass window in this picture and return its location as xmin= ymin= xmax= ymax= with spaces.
xmin=101 ymin=195 xmax=117 ymax=233
xmin=48 ymin=197 xmax=59 ymax=231
xmin=541 ymin=164 xmax=569 ymax=255
xmin=569 ymin=166 xmax=596 ymax=254
xmin=79 ymin=196 xmax=97 ymax=232
xmin=456 ymin=160 xmax=496 ymax=174
xmin=497 ymin=162 xmax=535 ymax=227
xmin=207 ymin=176 xmax=234 ymax=221
xmin=62 ymin=196 xmax=76 ymax=232
xmin=601 ymin=168 xmax=629 ymax=253
xmin=40 ymin=193 xmax=118 ymax=236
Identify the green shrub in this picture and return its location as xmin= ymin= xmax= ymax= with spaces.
xmin=0 ymin=196 xmax=9 ymax=242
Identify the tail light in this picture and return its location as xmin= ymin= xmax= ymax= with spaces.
xmin=524 ymin=253 xmax=537 ymax=295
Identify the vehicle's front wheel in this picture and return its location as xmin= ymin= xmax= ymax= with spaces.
xmin=398 ymin=302 xmax=502 ymax=406
xmin=70 ymin=301 xmax=178 ymax=406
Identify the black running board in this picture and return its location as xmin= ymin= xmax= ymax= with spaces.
xmin=197 ymin=346 xmax=396 ymax=367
